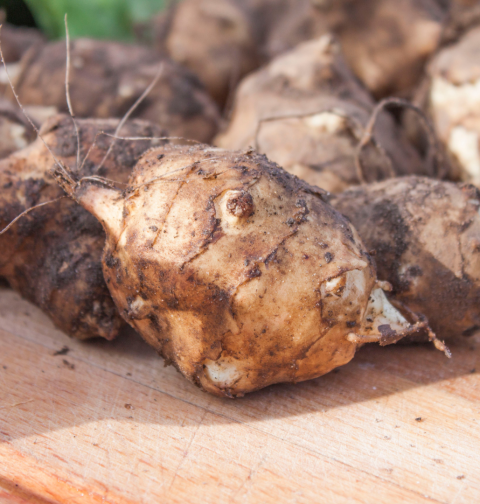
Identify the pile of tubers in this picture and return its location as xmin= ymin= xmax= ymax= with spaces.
xmin=1 ymin=0 xmax=479 ymax=397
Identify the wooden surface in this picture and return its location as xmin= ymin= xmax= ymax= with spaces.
xmin=0 ymin=286 xmax=479 ymax=504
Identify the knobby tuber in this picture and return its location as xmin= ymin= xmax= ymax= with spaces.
xmin=331 ymin=176 xmax=480 ymax=340
xmin=241 ymin=0 xmax=445 ymax=99
xmin=0 ymin=114 xmax=167 ymax=340
xmin=422 ymin=26 xmax=480 ymax=186
xmin=50 ymin=144 xmax=442 ymax=397
xmin=154 ymin=0 xmax=262 ymax=108
xmin=216 ymin=37 xmax=427 ymax=193
xmin=8 ymin=38 xmax=221 ymax=143
xmin=322 ymin=0 xmax=445 ymax=98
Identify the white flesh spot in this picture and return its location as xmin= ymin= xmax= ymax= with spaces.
xmin=0 ymin=63 xmax=20 ymax=85
xmin=130 ymin=296 xmax=146 ymax=314
xmin=430 ymin=76 xmax=480 ymax=181
xmin=431 ymin=76 xmax=480 ymax=125
xmin=366 ymin=288 xmax=408 ymax=330
xmin=323 ymin=276 xmax=344 ymax=293
xmin=448 ymin=126 xmax=480 ymax=180
xmin=304 ymin=112 xmax=345 ymax=134
xmin=9 ymin=123 xmax=29 ymax=150
xmin=204 ymin=357 xmax=241 ymax=388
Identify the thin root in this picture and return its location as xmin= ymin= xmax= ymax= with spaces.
xmin=126 ymin=160 xmax=204 ymax=198
xmin=64 ymin=14 xmax=81 ymax=170
xmin=79 ymin=130 xmax=201 ymax=182
xmin=79 ymin=129 xmax=106 ymax=172
xmin=427 ymin=328 xmax=452 ymax=358
xmin=0 ymin=197 xmax=67 ymax=235
xmin=355 ymin=97 xmax=444 ymax=179
xmin=396 ymin=300 xmax=452 ymax=358
xmin=0 ymin=25 xmax=76 ymax=191
xmin=102 ymin=132 xmax=203 ymax=145
xmin=76 ymin=175 xmax=127 ymax=189
xmin=95 ymin=61 xmax=165 ymax=173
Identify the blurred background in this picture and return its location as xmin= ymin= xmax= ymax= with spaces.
xmin=0 ymin=0 xmax=166 ymax=40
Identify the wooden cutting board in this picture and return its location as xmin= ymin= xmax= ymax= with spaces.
xmin=0 ymin=286 xmax=479 ymax=504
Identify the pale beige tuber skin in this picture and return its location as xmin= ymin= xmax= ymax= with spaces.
xmin=421 ymin=26 xmax=480 ymax=186
xmin=331 ymin=176 xmax=480 ymax=341
xmin=52 ymin=144 xmax=435 ymax=397
xmin=7 ymin=38 xmax=221 ymax=144
xmin=324 ymin=0 xmax=445 ymax=99
xmin=216 ymin=37 xmax=427 ymax=194
xmin=156 ymin=0 xmax=262 ymax=108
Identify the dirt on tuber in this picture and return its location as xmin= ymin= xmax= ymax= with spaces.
xmin=7 ymin=38 xmax=221 ymax=144
xmin=48 ymin=143 xmax=445 ymax=397
xmin=331 ymin=176 xmax=480 ymax=341
xmin=0 ymin=114 xmax=167 ymax=340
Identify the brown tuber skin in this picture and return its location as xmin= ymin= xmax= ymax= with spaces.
xmin=323 ymin=0 xmax=445 ymax=99
xmin=8 ymin=38 xmax=221 ymax=144
xmin=441 ymin=0 xmax=480 ymax=44
xmin=56 ymin=144 xmax=435 ymax=397
xmin=155 ymin=0 xmax=262 ymax=108
xmin=0 ymin=114 xmax=167 ymax=340
xmin=0 ymin=23 xmax=45 ymax=64
xmin=0 ymin=23 xmax=45 ymax=95
xmin=216 ymin=37 xmax=427 ymax=193
xmin=240 ymin=0 xmax=445 ymax=98
xmin=252 ymin=0 xmax=326 ymax=61
xmin=331 ymin=176 xmax=480 ymax=340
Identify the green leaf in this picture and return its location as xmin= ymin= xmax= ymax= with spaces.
xmin=127 ymin=0 xmax=167 ymax=23
xmin=24 ymin=0 xmax=166 ymax=40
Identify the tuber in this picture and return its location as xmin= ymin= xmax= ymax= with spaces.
xmin=216 ymin=37 xmax=427 ymax=193
xmin=0 ymin=22 xmax=45 ymax=95
xmin=8 ymin=38 xmax=221 ymax=144
xmin=441 ymin=0 xmax=480 ymax=44
xmin=0 ymin=23 xmax=45 ymax=65
xmin=154 ymin=0 xmax=262 ymax=108
xmin=421 ymin=26 xmax=480 ymax=186
xmin=322 ymin=0 xmax=445 ymax=99
xmin=49 ymin=143 xmax=441 ymax=397
xmin=0 ymin=114 xmax=166 ymax=340
xmin=240 ymin=0 xmax=445 ymax=99
xmin=331 ymin=176 xmax=480 ymax=340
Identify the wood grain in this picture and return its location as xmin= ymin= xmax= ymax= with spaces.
xmin=0 ymin=287 xmax=479 ymax=503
